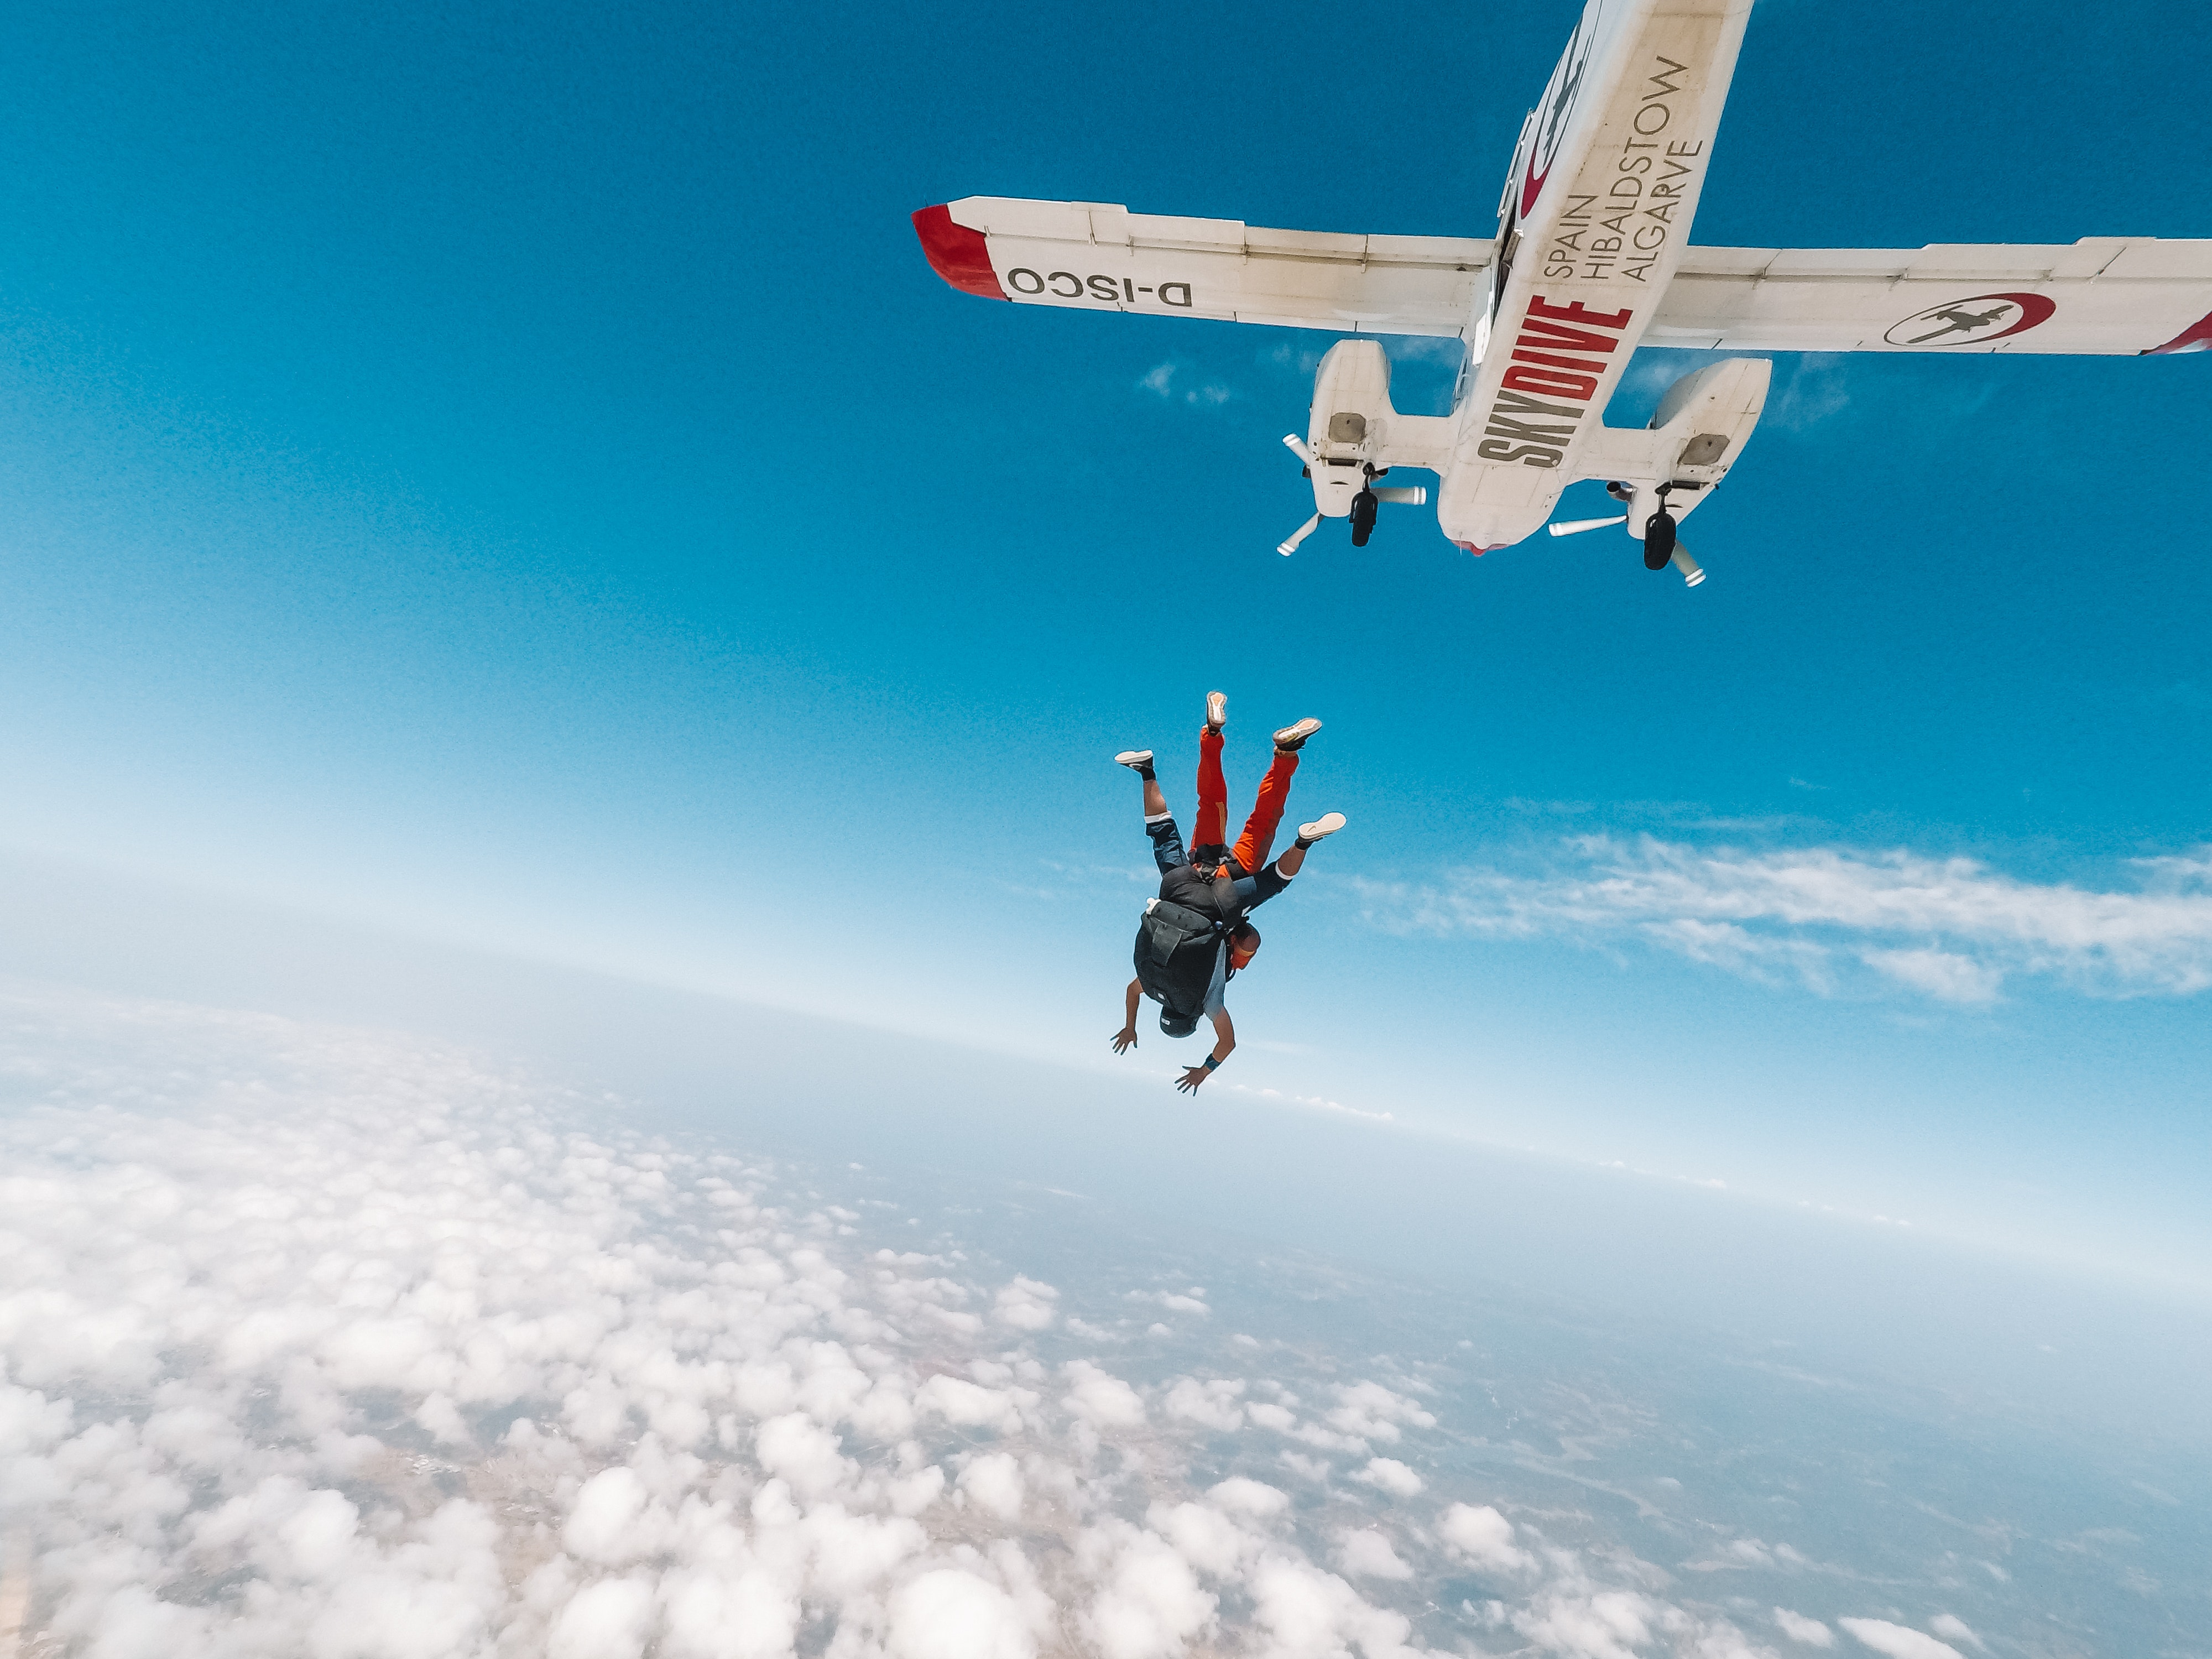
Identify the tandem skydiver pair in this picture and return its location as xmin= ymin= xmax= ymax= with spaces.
xmin=1111 ymin=692 xmax=1345 ymax=1094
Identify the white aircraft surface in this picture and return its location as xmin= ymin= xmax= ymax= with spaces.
xmin=915 ymin=0 xmax=2212 ymax=584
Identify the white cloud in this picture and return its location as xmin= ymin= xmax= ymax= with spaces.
xmin=1357 ymin=834 xmax=2212 ymax=1002
xmin=1860 ymin=948 xmax=2002 ymax=1004
xmin=1928 ymin=1614 xmax=1984 ymax=1650
xmin=1439 ymin=1503 xmax=1532 ymax=1573
xmin=1336 ymin=1528 xmax=1414 ymax=1580
xmin=1078 ymin=1519 xmax=1218 ymax=1659
xmin=957 ymin=1452 xmax=1025 ymax=1521
xmin=916 ymin=1373 xmax=1027 ymax=1433
xmin=1207 ymin=1478 xmax=1290 ymax=1519
xmin=661 ymin=1564 xmax=798 ymax=1658
xmin=565 ymin=1467 xmax=662 ymax=1564
xmin=1145 ymin=1499 xmax=1247 ymax=1579
xmin=1249 ymin=1557 xmax=1423 ymax=1659
xmin=1352 ymin=1457 xmax=1425 ymax=1497
xmin=993 ymin=1276 xmax=1059 ymax=1331
xmin=1776 ymin=1606 xmax=1836 ymax=1646
xmin=0 ymin=985 xmax=1907 ymax=1658
xmin=888 ymin=1568 xmax=1035 ymax=1659
xmin=1839 ymin=1618 xmax=1965 ymax=1659
xmin=1135 ymin=360 xmax=1234 ymax=406
xmin=755 ymin=1411 xmax=851 ymax=1497
xmin=1063 ymin=1360 xmax=1146 ymax=1429
xmin=1514 ymin=1587 xmax=1657 ymax=1659
xmin=549 ymin=1574 xmax=654 ymax=1659
xmin=1326 ymin=1381 xmax=1436 ymax=1443
xmin=1379 ymin=333 xmax=1465 ymax=368
xmin=1162 ymin=1376 xmax=1245 ymax=1433
xmin=1224 ymin=1081 xmax=1397 ymax=1124
xmin=1768 ymin=353 xmax=1853 ymax=430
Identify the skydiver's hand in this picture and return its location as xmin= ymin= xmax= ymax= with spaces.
xmin=1111 ymin=1027 xmax=1139 ymax=1054
xmin=1175 ymin=1066 xmax=1211 ymax=1093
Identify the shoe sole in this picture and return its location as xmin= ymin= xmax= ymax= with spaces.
xmin=1297 ymin=812 xmax=1347 ymax=841
xmin=1206 ymin=692 xmax=1227 ymax=729
xmin=1114 ymin=750 xmax=1154 ymax=769
xmin=1273 ymin=718 xmax=1322 ymax=747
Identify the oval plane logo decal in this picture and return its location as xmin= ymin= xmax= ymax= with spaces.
xmin=1521 ymin=12 xmax=1597 ymax=217
xmin=1884 ymin=291 xmax=2056 ymax=347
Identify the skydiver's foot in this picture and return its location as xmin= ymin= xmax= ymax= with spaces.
xmin=1293 ymin=812 xmax=1346 ymax=848
xmin=1115 ymin=749 xmax=1157 ymax=780
xmin=1273 ymin=718 xmax=1322 ymax=752
xmin=1204 ymin=690 xmax=1228 ymax=734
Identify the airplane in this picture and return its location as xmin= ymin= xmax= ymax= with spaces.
xmin=912 ymin=0 xmax=2212 ymax=587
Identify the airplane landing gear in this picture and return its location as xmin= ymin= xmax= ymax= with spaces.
xmin=1579 ymin=480 xmax=1703 ymax=585
xmin=1642 ymin=482 xmax=1678 ymax=570
xmin=1350 ymin=488 xmax=1379 ymax=547
xmin=1277 ymin=436 xmax=1427 ymax=556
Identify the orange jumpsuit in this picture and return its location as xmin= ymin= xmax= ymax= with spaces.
xmin=1193 ymin=729 xmax=1298 ymax=878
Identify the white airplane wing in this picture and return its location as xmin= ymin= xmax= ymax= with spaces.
xmin=914 ymin=198 xmax=1488 ymax=338
xmin=917 ymin=200 xmax=2212 ymax=357
xmin=1649 ymin=241 xmax=2212 ymax=355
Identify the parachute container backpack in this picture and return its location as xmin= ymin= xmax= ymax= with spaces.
xmin=1134 ymin=898 xmax=1228 ymax=1034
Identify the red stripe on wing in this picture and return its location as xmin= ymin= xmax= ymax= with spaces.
xmin=2145 ymin=309 xmax=2212 ymax=355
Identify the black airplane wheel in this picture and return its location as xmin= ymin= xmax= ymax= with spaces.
xmin=1349 ymin=489 xmax=1379 ymax=547
xmin=1642 ymin=508 xmax=1677 ymax=570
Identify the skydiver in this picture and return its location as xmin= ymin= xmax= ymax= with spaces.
xmin=1108 ymin=692 xmax=1346 ymax=1093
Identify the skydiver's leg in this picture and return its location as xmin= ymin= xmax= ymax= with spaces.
xmin=1241 ymin=812 xmax=1347 ymax=898
xmin=1192 ymin=727 xmax=1230 ymax=863
xmin=1229 ymin=749 xmax=1298 ymax=877
xmin=1119 ymin=750 xmax=1183 ymax=874
xmin=1226 ymin=718 xmax=1318 ymax=877
xmin=1274 ymin=811 xmax=1346 ymax=880
xmin=1117 ymin=748 xmax=1163 ymax=805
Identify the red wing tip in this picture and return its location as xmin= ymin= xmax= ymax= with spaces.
xmin=2144 ymin=308 xmax=2212 ymax=354
xmin=912 ymin=204 xmax=1006 ymax=300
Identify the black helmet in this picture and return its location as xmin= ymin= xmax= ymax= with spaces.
xmin=1159 ymin=1010 xmax=1199 ymax=1039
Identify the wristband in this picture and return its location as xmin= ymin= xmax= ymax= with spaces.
xmin=1202 ymin=1055 xmax=1220 ymax=1071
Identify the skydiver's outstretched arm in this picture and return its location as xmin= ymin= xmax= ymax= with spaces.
xmin=1112 ymin=978 xmax=1142 ymax=1053
xmin=1176 ymin=1009 xmax=1235 ymax=1093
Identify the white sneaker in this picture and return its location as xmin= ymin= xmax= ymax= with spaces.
xmin=1296 ymin=812 xmax=1346 ymax=843
xmin=1272 ymin=718 xmax=1322 ymax=751
xmin=1204 ymin=691 xmax=1227 ymax=732
xmin=1114 ymin=750 xmax=1155 ymax=771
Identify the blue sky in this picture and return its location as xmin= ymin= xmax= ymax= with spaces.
xmin=1 ymin=1 xmax=2207 ymax=1295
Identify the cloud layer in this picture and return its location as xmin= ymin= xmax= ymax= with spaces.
xmin=1355 ymin=834 xmax=2212 ymax=1003
xmin=0 ymin=988 xmax=2089 ymax=1655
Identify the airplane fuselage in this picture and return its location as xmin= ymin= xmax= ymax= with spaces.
xmin=1439 ymin=0 xmax=1753 ymax=551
